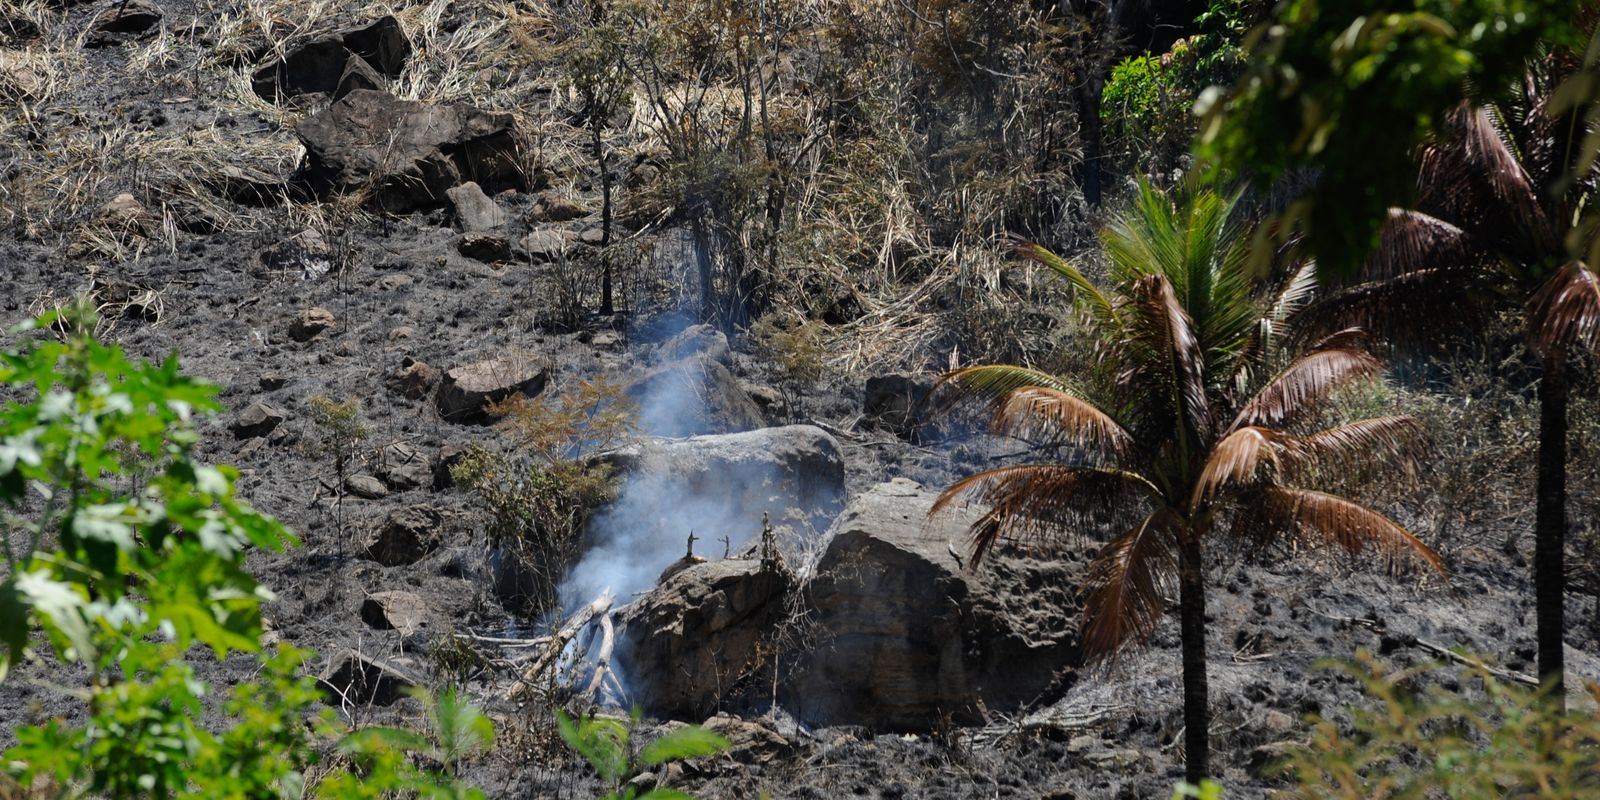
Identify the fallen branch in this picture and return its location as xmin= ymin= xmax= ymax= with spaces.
xmin=505 ymin=593 xmax=614 ymax=702
xmin=1311 ymin=607 xmax=1538 ymax=688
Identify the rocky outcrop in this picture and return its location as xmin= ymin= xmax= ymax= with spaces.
xmin=792 ymin=479 xmax=1079 ymax=730
xmin=434 ymin=352 xmax=548 ymax=423
xmin=252 ymin=17 xmax=410 ymax=102
xmin=295 ymin=90 xmax=523 ymax=212
xmin=363 ymin=505 xmax=441 ymax=566
xmin=617 ymin=559 xmax=794 ymax=718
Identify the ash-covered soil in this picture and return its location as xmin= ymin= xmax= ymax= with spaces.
xmin=4 ymin=2 xmax=1600 ymax=797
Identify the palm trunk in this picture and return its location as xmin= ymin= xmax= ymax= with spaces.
xmin=1536 ymin=352 xmax=1569 ymax=709
xmin=1179 ymin=531 xmax=1209 ymax=784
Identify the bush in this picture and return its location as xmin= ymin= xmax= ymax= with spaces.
xmin=1279 ymin=653 xmax=1600 ymax=797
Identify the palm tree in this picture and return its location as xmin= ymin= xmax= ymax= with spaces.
xmin=934 ymin=181 xmax=1444 ymax=783
xmin=1306 ymin=45 xmax=1600 ymax=706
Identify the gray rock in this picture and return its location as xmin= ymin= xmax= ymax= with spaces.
xmin=85 ymin=0 xmax=160 ymax=44
xmin=261 ymin=229 xmax=334 ymax=280
xmin=792 ymin=479 xmax=1078 ymax=730
xmin=333 ymin=54 xmax=384 ymax=101
xmin=340 ymin=15 xmax=410 ymax=77
xmin=656 ymin=324 xmax=731 ymax=366
xmin=577 ymin=225 xmax=606 ymax=246
xmin=457 ymin=231 xmax=512 ymax=262
xmin=434 ymin=352 xmax=548 ymax=423
xmin=446 ymin=181 xmax=508 ymax=231
xmin=617 ymin=559 xmax=794 ymax=718
xmin=360 ymin=591 xmax=429 ymax=635
xmin=518 ymin=228 xmax=575 ymax=264
xmin=625 ymin=354 xmax=764 ymax=437
xmin=375 ymin=441 xmax=430 ymax=491
xmin=319 ymin=651 xmax=416 ymax=706
xmin=289 ymin=307 xmax=336 ymax=342
xmin=527 ymin=192 xmax=590 ymax=222
xmin=363 ymin=505 xmax=441 ymax=566
xmin=231 ymin=401 xmax=286 ymax=439
xmin=296 ymin=90 xmax=523 ymax=212
xmin=345 ymin=474 xmax=388 ymax=499
xmin=385 ymin=356 xmax=436 ymax=400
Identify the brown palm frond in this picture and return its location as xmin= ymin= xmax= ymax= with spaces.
xmin=1366 ymin=209 xmax=1475 ymax=281
xmin=1244 ymin=487 xmax=1445 ymax=575
xmin=991 ymin=387 xmax=1135 ymax=459
xmin=1528 ymin=261 xmax=1600 ymax=357
xmin=1123 ymin=273 xmax=1211 ymax=438
xmin=1231 ymin=262 xmax=1319 ymax=391
xmin=932 ymin=364 xmax=1079 ymax=417
xmin=1295 ymin=267 xmax=1487 ymax=351
xmin=1292 ymin=416 xmax=1426 ymax=479
xmin=1421 ymin=104 xmax=1555 ymax=255
xmin=1229 ymin=348 xmax=1381 ymax=431
xmin=1192 ymin=426 xmax=1292 ymax=507
xmin=1080 ymin=510 xmax=1179 ymax=664
xmin=932 ymin=464 xmax=1158 ymax=563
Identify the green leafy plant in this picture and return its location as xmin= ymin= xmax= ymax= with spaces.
xmin=1279 ymin=653 xmax=1600 ymax=797
xmin=318 ymin=686 xmax=495 ymax=799
xmin=556 ymin=707 xmax=728 ymax=800
xmin=1173 ymin=780 xmax=1225 ymax=799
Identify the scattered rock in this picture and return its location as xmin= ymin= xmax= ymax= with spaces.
xmin=363 ymin=505 xmax=441 ymax=566
xmin=618 ymin=559 xmax=795 ymax=719
xmin=98 ymin=193 xmax=148 ymax=229
xmin=210 ymin=164 xmax=288 ymax=207
xmin=259 ymin=373 xmax=289 ymax=391
xmin=289 ymin=307 xmax=337 ymax=342
xmin=446 ymin=181 xmax=508 ymax=231
xmin=434 ymin=352 xmax=548 ymax=423
xmin=296 ymin=90 xmax=524 ymax=212
xmin=84 ymin=0 xmax=161 ymax=46
xmin=319 ymin=651 xmax=416 ymax=706
xmin=432 ymin=443 xmax=468 ymax=490
xmin=375 ymin=441 xmax=430 ymax=491
xmin=386 ymin=356 xmax=436 ymax=400
xmin=457 ymin=231 xmax=512 ymax=263
xmin=577 ymin=225 xmax=606 ymax=246
xmin=626 ymin=162 xmax=660 ymax=189
xmin=701 ymin=715 xmax=794 ymax=765
xmin=527 ymin=192 xmax=590 ymax=222
xmin=0 ymin=52 xmax=48 ymax=100
xmin=624 ymin=354 xmax=764 ymax=437
xmin=518 ymin=228 xmax=575 ymax=264
xmin=261 ymin=229 xmax=335 ymax=280
xmin=655 ymin=324 xmax=731 ymax=366
xmin=742 ymin=384 xmax=787 ymax=417
xmin=340 ymin=15 xmax=410 ymax=77
xmin=792 ymin=479 xmax=1079 ymax=730
xmin=863 ymin=373 xmax=935 ymax=439
xmin=360 ymin=591 xmax=429 ymax=635
xmin=345 ymin=473 xmax=388 ymax=499
xmin=231 ymin=401 xmax=286 ymax=439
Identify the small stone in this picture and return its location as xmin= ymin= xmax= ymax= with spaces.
xmin=386 ymin=356 xmax=435 ymax=400
xmin=99 ymin=193 xmax=148 ymax=227
xmin=526 ymin=192 xmax=590 ymax=223
xmin=375 ymin=441 xmax=431 ymax=491
xmin=345 ymin=473 xmax=388 ymax=499
xmin=289 ymin=307 xmax=337 ymax=342
xmin=1067 ymin=735 xmax=1096 ymax=755
xmin=377 ymin=273 xmax=413 ymax=291
xmin=518 ymin=228 xmax=575 ymax=264
xmin=577 ymin=225 xmax=606 ymax=246
xmin=334 ymin=339 xmax=357 ymax=357
xmin=1264 ymin=709 xmax=1296 ymax=734
xmin=457 ymin=231 xmax=511 ymax=263
xmin=259 ymin=373 xmax=289 ymax=391
xmin=363 ymin=505 xmax=441 ymax=565
xmin=262 ymin=229 xmax=334 ymax=280
xmin=231 ymin=401 xmax=286 ymax=439
xmin=388 ymin=326 xmax=417 ymax=342
xmin=445 ymin=181 xmax=508 ymax=231
xmin=360 ymin=591 xmax=429 ymax=635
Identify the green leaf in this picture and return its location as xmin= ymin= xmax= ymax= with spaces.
xmin=638 ymin=726 xmax=729 ymax=766
xmin=637 ymin=790 xmax=698 ymax=800
xmin=16 ymin=569 xmax=94 ymax=662
xmin=339 ymin=726 xmax=433 ymax=756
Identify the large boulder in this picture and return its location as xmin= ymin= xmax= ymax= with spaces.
xmin=296 ymin=90 xmax=524 ymax=212
xmin=362 ymin=505 xmax=442 ymax=566
xmin=617 ymin=559 xmax=794 ymax=718
xmin=792 ymin=479 xmax=1080 ymax=730
xmin=626 ymin=354 xmax=764 ymax=437
xmin=565 ymin=425 xmax=846 ymax=608
xmin=434 ymin=352 xmax=548 ymax=423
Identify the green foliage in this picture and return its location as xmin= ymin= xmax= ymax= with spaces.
xmin=1279 ymin=653 xmax=1600 ymax=798
xmin=319 ymin=686 xmax=494 ymax=799
xmin=556 ymin=707 xmax=728 ymax=800
xmin=1199 ymin=0 xmax=1582 ymax=275
xmin=749 ymin=313 xmax=826 ymax=387
xmin=0 ymin=304 xmax=294 ymax=678
xmin=1172 ymin=780 xmax=1224 ymax=799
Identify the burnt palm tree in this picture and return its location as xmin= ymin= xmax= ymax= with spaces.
xmin=1308 ymin=46 xmax=1600 ymax=706
xmin=935 ymin=181 xmax=1444 ymax=783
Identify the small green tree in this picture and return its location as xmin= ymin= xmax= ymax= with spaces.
xmin=557 ymin=707 xmax=728 ymax=800
xmin=303 ymin=393 xmax=369 ymax=551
